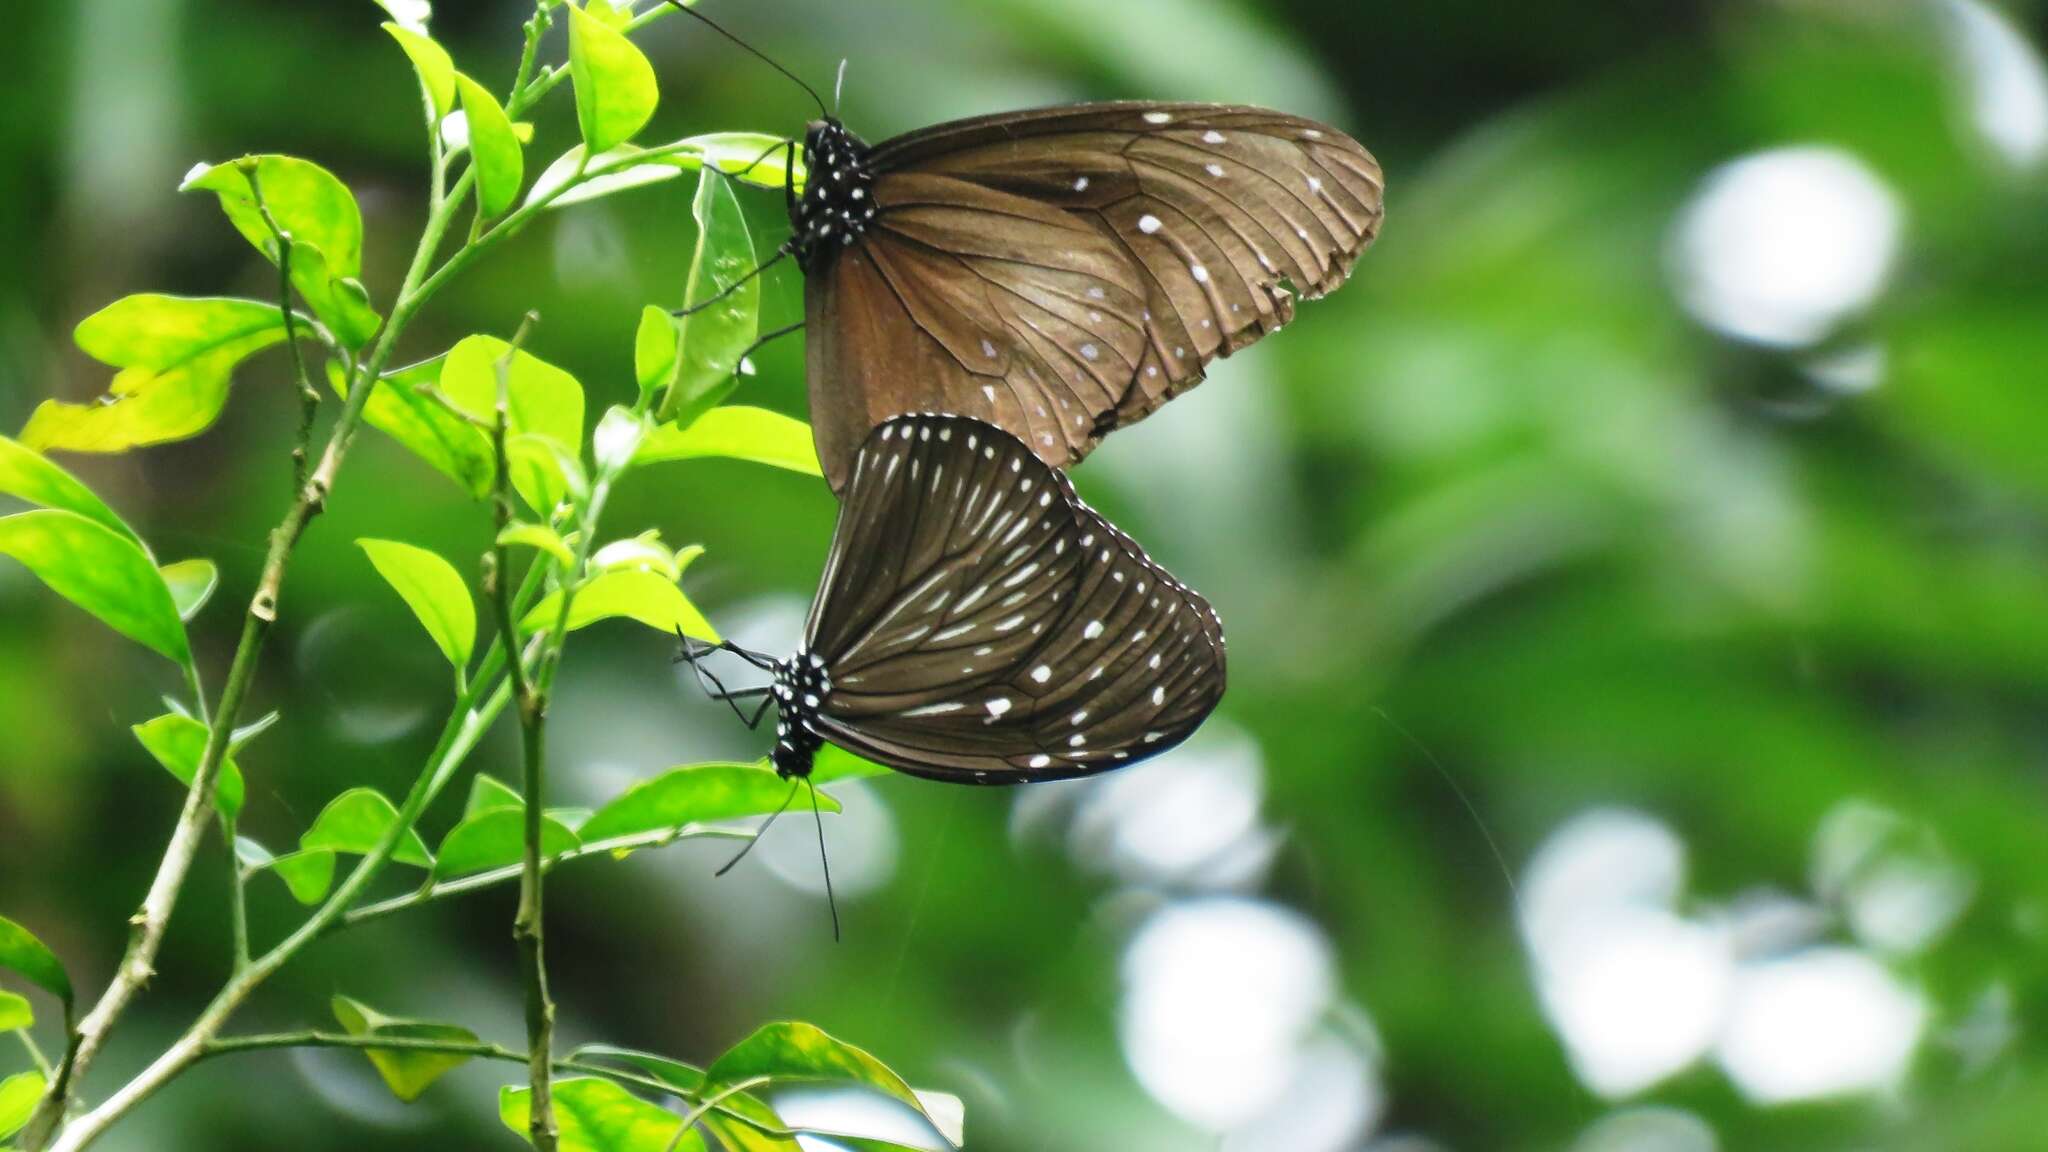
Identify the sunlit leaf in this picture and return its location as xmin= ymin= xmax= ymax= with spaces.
xmin=579 ymin=764 xmax=836 ymax=844
xmin=134 ymin=713 xmax=244 ymax=822
xmin=433 ymin=809 xmax=580 ymax=879
xmin=0 ymin=915 xmax=72 ymax=1009
xmin=660 ymin=168 xmax=759 ymax=424
xmin=370 ymin=0 xmax=431 ymax=33
xmin=634 ymin=306 xmax=679 ymax=410
xmin=232 ymin=837 xmax=273 ymax=871
xmin=21 ymin=295 xmax=287 ymax=454
xmin=332 ymin=995 xmax=477 ymax=1103
xmin=593 ymin=406 xmax=647 ymax=476
xmin=707 ymin=1023 xmax=927 ymax=1122
xmin=301 ymin=788 xmax=433 ymax=868
xmin=457 ymin=72 xmax=524 ymax=217
xmin=439 ymin=335 xmax=585 ymax=454
xmin=230 ymin=710 xmax=281 ymax=752
xmin=498 ymin=523 xmax=577 ymax=568
xmin=182 ymin=156 xmax=380 ymax=347
xmin=465 ymin=773 xmax=524 ymax=819
xmin=0 ymin=435 xmax=142 ymax=546
xmin=811 ymin=745 xmax=891 ymax=786
xmin=567 ymin=1 xmax=658 ymax=155
xmin=160 ymin=558 xmax=219 ymax=621
xmin=330 ymin=357 xmax=494 ymax=497
xmin=268 ymin=850 xmax=338 ymax=905
xmin=526 ymin=133 xmax=799 ymax=212
xmin=521 ymin=569 xmax=717 ymax=642
xmin=0 ymin=1069 xmax=47 ymax=1140
xmin=569 ymin=1046 xmax=790 ymax=1143
xmin=383 ymin=23 xmax=456 ymax=118
xmin=509 ymin=433 xmax=589 ymax=516
xmin=592 ymin=532 xmax=680 ymax=581
xmin=0 ymin=990 xmax=30 ymax=1033
xmin=501 ymin=1077 xmax=703 ymax=1152
xmin=359 ymin=539 xmax=476 ymax=671
xmin=636 ymin=407 xmax=820 ymax=477
xmin=0 ymin=510 xmax=191 ymax=665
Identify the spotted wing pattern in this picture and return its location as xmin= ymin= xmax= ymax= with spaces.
xmin=805 ymin=102 xmax=1383 ymax=490
xmin=804 ymin=413 xmax=1226 ymax=783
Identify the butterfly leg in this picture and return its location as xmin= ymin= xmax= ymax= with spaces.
xmin=670 ymin=246 xmax=791 ymax=318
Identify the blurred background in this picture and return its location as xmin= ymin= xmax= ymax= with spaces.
xmin=4 ymin=0 xmax=2048 ymax=1149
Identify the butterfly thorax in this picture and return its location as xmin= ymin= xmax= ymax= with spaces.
xmin=792 ymin=119 xmax=876 ymax=271
xmin=769 ymin=649 xmax=832 ymax=778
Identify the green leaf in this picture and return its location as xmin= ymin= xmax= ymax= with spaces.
xmin=579 ymin=764 xmax=837 ymax=844
xmin=521 ymin=568 xmax=717 ymax=642
xmin=268 ymin=850 xmax=338 ymax=905
xmin=433 ymin=809 xmax=580 ymax=879
xmin=0 ymin=511 xmax=191 ymax=665
xmin=182 ymin=156 xmax=380 ymax=347
xmin=502 ymin=1078 xmax=702 ymax=1152
xmin=383 ymin=23 xmax=457 ymax=118
xmin=371 ymin=0 xmax=432 ymax=32
xmin=0 ymin=990 xmax=29 ymax=1034
xmin=358 ymin=539 xmax=476 ymax=670
xmin=660 ymin=168 xmax=759 ymax=424
xmin=332 ymin=995 xmax=477 ymax=1103
xmin=0 ymin=915 xmax=71 ymax=1009
xmin=456 ymin=72 xmax=524 ymax=217
xmin=569 ymin=1046 xmax=790 ymax=1144
xmin=591 ymin=532 xmax=680 ymax=581
xmin=134 ymin=714 xmax=244 ymax=821
xmin=593 ymin=406 xmax=647 ymax=477
xmin=160 ymin=558 xmax=219 ymax=621
xmin=0 ymin=1070 xmax=48 ymax=1141
xmin=21 ymin=295 xmax=288 ymax=454
xmin=465 ymin=773 xmax=525 ymax=819
xmin=633 ymin=306 xmax=679 ymax=410
xmin=636 ymin=407 xmax=820 ymax=477
xmin=301 ymin=788 xmax=433 ymax=868
xmin=0 ymin=435 xmax=142 ymax=546
xmin=708 ymin=1023 xmax=926 ymax=1119
xmin=528 ymin=135 xmax=804 ymax=211
xmin=232 ymin=836 xmax=274 ymax=871
xmin=331 ymin=357 xmax=495 ymax=498
xmin=811 ymin=745 xmax=891 ymax=786
xmin=567 ymin=2 xmax=659 ymax=155
xmin=498 ymin=523 xmax=577 ymax=568
xmin=509 ymin=433 xmax=589 ymax=516
xmin=440 ymin=336 xmax=585 ymax=455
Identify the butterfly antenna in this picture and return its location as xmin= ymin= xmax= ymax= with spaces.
xmin=806 ymin=776 xmax=841 ymax=942
xmin=715 ymin=778 xmax=799 ymax=877
xmin=671 ymin=248 xmax=790 ymax=318
xmin=833 ymin=58 xmax=849 ymax=117
xmin=661 ymin=0 xmax=829 ymax=118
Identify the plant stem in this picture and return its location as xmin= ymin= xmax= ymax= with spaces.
xmin=490 ymin=314 xmax=561 ymax=1152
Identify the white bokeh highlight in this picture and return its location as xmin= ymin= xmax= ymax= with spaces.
xmin=1669 ymin=147 xmax=1903 ymax=347
xmin=1939 ymin=0 xmax=2048 ymax=168
xmin=1715 ymin=947 xmax=1925 ymax=1104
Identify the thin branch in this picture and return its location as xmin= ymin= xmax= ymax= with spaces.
xmin=665 ymin=1075 xmax=771 ymax=1152
xmin=491 ymin=313 xmax=560 ymax=1152
xmin=243 ymin=163 xmax=323 ymax=492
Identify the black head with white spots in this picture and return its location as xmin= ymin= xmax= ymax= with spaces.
xmin=791 ymin=118 xmax=876 ymax=271
xmin=769 ymin=648 xmax=832 ymax=778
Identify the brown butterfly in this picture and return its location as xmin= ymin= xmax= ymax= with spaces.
xmin=668 ymin=4 xmax=1386 ymax=492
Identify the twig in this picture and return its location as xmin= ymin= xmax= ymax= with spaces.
xmin=665 ymin=1075 xmax=772 ymax=1152
xmin=490 ymin=312 xmax=560 ymax=1152
xmin=243 ymin=162 xmax=324 ymax=492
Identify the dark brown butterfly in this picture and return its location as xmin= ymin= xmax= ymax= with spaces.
xmin=680 ymin=412 xmax=1226 ymax=785
xmin=665 ymin=3 xmax=1385 ymax=492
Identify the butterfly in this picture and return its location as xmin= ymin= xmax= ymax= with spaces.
xmin=665 ymin=3 xmax=1385 ymax=492
xmin=679 ymin=413 xmax=1226 ymax=786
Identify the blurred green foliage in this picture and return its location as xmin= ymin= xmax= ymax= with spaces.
xmin=4 ymin=1 xmax=2048 ymax=1150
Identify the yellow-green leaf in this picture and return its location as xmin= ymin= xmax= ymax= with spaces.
xmin=521 ymin=568 xmax=717 ymax=641
xmin=456 ymin=72 xmax=524 ymax=217
xmin=0 ymin=990 xmax=31 ymax=1033
xmin=301 ymin=788 xmax=433 ymax=869
xmin=134 ymin=713 xmax=244 ymax=821
xmin=332 ymin=995 xmax=477 ymax=1103
xmin=637 ymin=407 xmax=820 ymax=477
xmin=0 ymin=915 xmax=71 ymax=1008
xmin=358 ymin=539 xmax=476 ymax=670
xmin=182 ymin=156 xmax=380 ymax=347
xmin=708 ymin=1022 xmax=926 ymax=1119
xmin=567 ymin=2 xmax=659 ymax=154
xmin=580 ymin=763 xmax=837 ymax=844
xmin=634 ymin=306 xmax=680 ymax=409
xmin=0 ymin=1069 xmax=48 ymax=1141
xmin=498 ymin=523 xmax=576 ymax=568
xmin=660 ymin=168 xmax=758 ymax=424
xmin=439 ymin=336 xmax=585 ymax=454
xmin=0 ymin=435 xmax=142 ymax=546
xmin=433 ymin=809 xmax=580 ymax=879
xmin=330 ymin=356 xmax=494 ymax=498
xmin=383 ymin=23 xmax=457 ymax=118
xmin=160 ymin=558 xmax=219 ymax=621
xmin=465 ymin=773 xmax=524 ymax=819
xmin=268 ymin=850 xmax=338 ymax=905
xmin=22 ymin=295 xmax=287 ymax=454
xmin=0 ymin=510 xmax=190 ymax=665
xmin=501 ymin=1077 xmax=702 ymax=1152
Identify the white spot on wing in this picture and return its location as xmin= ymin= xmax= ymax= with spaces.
xmin=1138 ymin=214 xmax=1163 ymax=234
xmin=1203 ymin=130 xmax=1226 ymax=144
xmin=1083 ymin=619 xmax=1104 ymax=639
xmin=985 ymin=697 xmax=1013 ymax=717
xmin=1030 ymin=664 xmax=1052 ymax=683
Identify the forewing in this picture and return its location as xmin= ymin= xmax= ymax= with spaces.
xmin=872 ymin=102 xmax=1384 ymax=425
xmin=813 ymin=419 xmax=1227 ymax=783
xmin=805 ymin=173 xmax=1151 ymax=491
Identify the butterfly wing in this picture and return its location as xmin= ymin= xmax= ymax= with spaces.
xmin=805 ymin=413 xmax=1226 ymax=783
xmin=805 ymin=102 xmax=1382 ymax=489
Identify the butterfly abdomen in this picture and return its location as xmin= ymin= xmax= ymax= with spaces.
xmin=770 ymin=651 xmax=832 ymax=778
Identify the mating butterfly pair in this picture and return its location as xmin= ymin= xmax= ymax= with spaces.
xmin=670 ymin=4 xmax=1381 ymax=787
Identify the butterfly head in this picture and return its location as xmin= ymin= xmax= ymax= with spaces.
xmin=769 ymin=649 xmax=831 ymax=778
xmin=793 ymin=119 xmax=876 ymax=270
